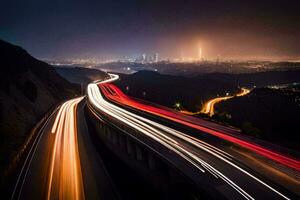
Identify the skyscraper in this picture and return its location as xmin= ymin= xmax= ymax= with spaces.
xmin=142 ymin=53 xmax=146 ymax=63
xmin=154 ymin=53 xmax=159 ymax=62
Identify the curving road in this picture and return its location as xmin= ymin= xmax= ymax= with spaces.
xmin=200 ymin=87 xmax=250 ymax=116
xmin=11 ymin=97 xmax=118 ymax=200
xmin=11 ymin=73 xmax=300 ymax=200
xmin=87 ymin=74 xmax=300 ymax=199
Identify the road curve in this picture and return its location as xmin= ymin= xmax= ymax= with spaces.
xmin=11 ymin=96 xmax=118 ymax=200
xmin=200 ymin=87 xmax=250 ymax=116
xmin=48 ymin=97 xmax=85 ymax=200
xmin=99 ymin=81 xmax=299 ymax=171
xmin=11 ymin=73 xmax=299 ymax=200
xmin=87 ymin=73 xmax=300 ymax=200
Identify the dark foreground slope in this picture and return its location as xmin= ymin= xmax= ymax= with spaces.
xmin=0 ymin=39 xmax=79 ymax=185
xmin=55 ymin=66 xmax=109 ymax=85
xmin=116 ymin=70 xmax=300 ymax=112
xmin=116 ymin=71 xmax=238 ymax=111
xmin=215 ymin=87 xmax=300 ymax=151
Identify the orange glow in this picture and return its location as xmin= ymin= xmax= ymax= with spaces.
xmin=200 ymin=88 xmax=250 ymax=116
xmin=178 ymin=88 xmax=250 ymax=116
xmin=48 ymin=97 xmax=85 ymax=200
xmin=201 ymin=96 xmax=232 ymax=116
xmin=236 ymin=88 xmax=251 ymax=97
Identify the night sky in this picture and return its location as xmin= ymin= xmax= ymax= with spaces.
xmin=1 ymin=0 xmax=299 ymax=60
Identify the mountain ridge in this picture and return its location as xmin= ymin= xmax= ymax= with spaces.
xmin=0 ymin=39 xmax=79 ymax=186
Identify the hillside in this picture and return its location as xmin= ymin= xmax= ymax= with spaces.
xmin=215 ymin=87 xmax=300 ymax=151
xmin=0 ymin=39 xmax=79 ymax=184
xmin=115 ymin=70 xmax=300 ymax=152
xmin=115 ymin=70 xmax=300 ymax=111
xmin=115 ymin=71 xmax=238 ymax=111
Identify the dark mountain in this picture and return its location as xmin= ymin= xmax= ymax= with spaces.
xmin=215 ymin=87 xmax=300 ymax=151
xmin=0 ymin=39 xmax=79 ymax=184
xmin=116 ymin=71 xmax=238 ymax=111
xmin=115 ymin=69 xmax=300 ymax=112
xmin=55 ymin=66 xmax=109 ymax=86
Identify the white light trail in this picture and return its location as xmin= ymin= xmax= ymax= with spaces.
xmin=48 ymin=97 xmax=85 ymax=200
xmin=87 ymin=75 xmax=290 ymax=200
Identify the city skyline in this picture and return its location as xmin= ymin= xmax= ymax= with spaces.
xmin=1 ymin=0 xmax=300 ymax=61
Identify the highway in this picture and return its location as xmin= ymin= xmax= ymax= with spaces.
xmin=11 ymin=97 xmax=118 ymax=200
xmin=87 ymin=74 xmax=300 ymax=199
xmin=178 ymin=87 xmax=250 ymax=116
xmin=98 ymin=82 xmax=299 ymax=170
xmin=11 ymin=73 xmax=299 ymax=199
xmin=201 ymin=87 xmax=250 ymax=116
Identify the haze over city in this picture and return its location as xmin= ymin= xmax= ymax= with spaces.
xmin=1 ymin=0 xmax=300 ymax=61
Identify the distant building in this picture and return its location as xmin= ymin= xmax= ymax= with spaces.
xmin=142 ymin=53 xmax=146 ymax=63
xmin=135 ymin=53 xmax=159 ymax=63
xmin=154 ymin=53 xmax=159 ymax=62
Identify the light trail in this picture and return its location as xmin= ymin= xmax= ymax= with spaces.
xmin=236 ymin=88 xmax=251 ymax=97
xmin=99 ymin=82 xmax=300 ymax=172
xmin=87 ymin=74 xmax=294 ymax=199
xmin=200 ymin=87 xmax=250 ymax=116
xmin=176 ymin=87 xmax=251 ymax=116
xmin=88 ymin=83 xmax=254 ymax=199
xmin=48 ymin=97 xmax=85 ymax=200
xmin=11 ymin=107 xmax=60 ymax=200
xmin=200 ymin=95 xmax=232 ymax=116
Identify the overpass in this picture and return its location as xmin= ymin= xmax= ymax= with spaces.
xmin=86 ymin=74 xmax=300 ymax=200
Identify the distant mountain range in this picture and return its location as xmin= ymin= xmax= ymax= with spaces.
xmin=0 ymin=39 xmax=79 ymax=185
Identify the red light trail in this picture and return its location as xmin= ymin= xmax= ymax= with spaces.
xmin=99 ymin=83 xmax=300 ymax=171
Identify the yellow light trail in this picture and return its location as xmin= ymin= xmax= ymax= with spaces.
xmin=236 ymin=88 xmax=251 ymax=97
xmin=200 ymin=96 xmax=232 ymax=116
xmin=180 ymin=88 xmax=250 ymax=117
xmin=48 ymin=97 xmax=85 ymax=200
xmin=201 ymin=88 xmax=250 ymax=116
